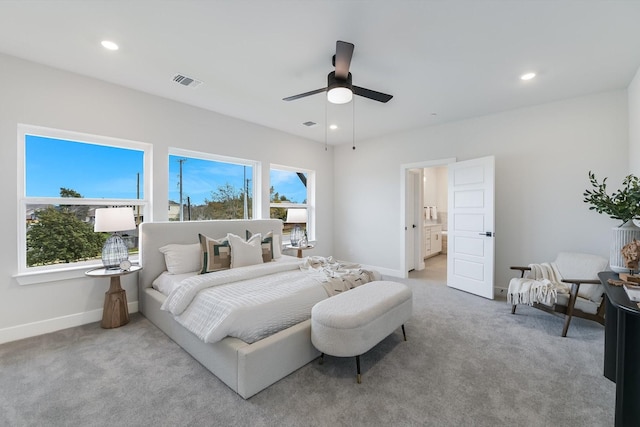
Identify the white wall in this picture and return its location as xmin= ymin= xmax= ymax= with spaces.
xmin=423 ymin=167 xmax=438 ymax=207
xmin=333 ymin=90 xmax=629 ymax=289
xmin=0 ymin=54 xmax=334 ymax=342
xmin=629 ymin=67 xmax=640 ymax=176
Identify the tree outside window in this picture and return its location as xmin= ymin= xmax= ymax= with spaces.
xmin=19 ymin=125 xmax=148 ymax=272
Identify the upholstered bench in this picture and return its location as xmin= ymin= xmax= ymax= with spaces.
xmin=311 ymin=280 xmax=413 ymax=383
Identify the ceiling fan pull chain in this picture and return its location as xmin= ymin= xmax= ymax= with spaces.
xmin=325 ymin=98 xmax=328 ymax=151
xmin=352 ymin=96 xmax=356 ymax=151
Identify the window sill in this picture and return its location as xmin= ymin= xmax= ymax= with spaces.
xmin=14 ymin=265 xmax=100 ymax=286
xmin=14 ymin=257 xmax=139 ymax=286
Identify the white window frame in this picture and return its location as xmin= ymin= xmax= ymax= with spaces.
xmin=269 ymin=164 xmax=316 ymax=242
xmin=16 ymin=124 xmax=152 ymax=284
xmin=168 ymin=147 xmax=261 ymax=220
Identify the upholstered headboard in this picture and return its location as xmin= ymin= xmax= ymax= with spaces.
xmin=138 ymin=219 xmax=284 ymax=293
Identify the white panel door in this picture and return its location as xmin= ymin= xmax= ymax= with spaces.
xmin=447 ymin=156 xmax=495 ymax=299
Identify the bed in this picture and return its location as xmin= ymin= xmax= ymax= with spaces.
xmin=138 ymin=219 xmax=334 ymax=399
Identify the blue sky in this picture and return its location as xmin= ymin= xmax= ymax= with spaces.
xmin=26 ymin=135 xmax=144 ymax=199
xmin=26 ymin=135 xmax=307 ymax=205
xmin=169 ymin=155 xmax=308 ymax=205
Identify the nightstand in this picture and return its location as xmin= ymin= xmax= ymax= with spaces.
xmin=85 ymin=265 xmax=142 ymax=329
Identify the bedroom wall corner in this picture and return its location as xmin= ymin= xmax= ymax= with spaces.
xmin=628 ymin=65 xmax=640 ymax=176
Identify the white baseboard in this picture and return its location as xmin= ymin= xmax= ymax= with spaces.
xmin=0 ymin=302 xmax=138 ymax=345
xmin=494 ymin=286 xmax=508 ymax=299
xmin=361 ymin=264 xmax=405 ymax=279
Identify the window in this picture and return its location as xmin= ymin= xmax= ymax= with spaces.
xmin=269 ymin=165 xmax=315 ymax=241
xmin=168 ymin=148 xmax=259 ymax=221
xmin=18 ymin=124 xmax=150 ymax=274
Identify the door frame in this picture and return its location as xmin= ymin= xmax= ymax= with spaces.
xmin=400 ymin=157 xmax=456 ymax=278
xmin=405 ymin=169 xmax=421 ymax=272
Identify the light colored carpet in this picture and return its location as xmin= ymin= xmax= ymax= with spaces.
xmin=0 ymin=269 xmax=614 ymax=426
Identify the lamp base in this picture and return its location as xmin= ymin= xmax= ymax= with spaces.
xmin=102 ymin=233 xmax=129 ymax=270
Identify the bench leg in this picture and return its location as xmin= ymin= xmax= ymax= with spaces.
xmin=511 ymin=304 xmax=517 ymax=314
xmin=319 ymin=353 xmax=324 ymax=365
xmin=402 ymin=324 xmax=407 ymax=341
xmin=356 ymin=355 xmax=361 ymax=384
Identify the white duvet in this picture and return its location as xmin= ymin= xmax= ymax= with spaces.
xmin=161 ymin=260 xmax=329 ymax=344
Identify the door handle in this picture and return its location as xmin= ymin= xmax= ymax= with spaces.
xmin=478 ymin=232 xmax=493 ymax=237
xmin=412 ymin=224 xmax=417 ymax=229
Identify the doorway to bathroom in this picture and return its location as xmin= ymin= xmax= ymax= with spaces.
xmin=409 ymin=164 xmax=449 ymax=283
xmin=401 ymin=156 xmax=496 ymax=299
xmin=402 ymin=158 xmax=453 ymax=283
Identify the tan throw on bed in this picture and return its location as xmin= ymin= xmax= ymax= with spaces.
xmin=300 ymin=256 xmax=379 ymax=296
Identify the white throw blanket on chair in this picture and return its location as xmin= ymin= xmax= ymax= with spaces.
xmin=507 ymin=262 xmax=569 ymax=306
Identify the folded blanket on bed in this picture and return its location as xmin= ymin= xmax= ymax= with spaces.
xmin=507 ymin=262 xmax=569 ymax=306
xmin=300 ymin=256 xmax=379 ymax=296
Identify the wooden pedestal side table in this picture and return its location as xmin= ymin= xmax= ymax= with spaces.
xmin=286 ymin=244 xmax=315 ymax=258
xmin=85 ymin=265 xmax=142 ymax=329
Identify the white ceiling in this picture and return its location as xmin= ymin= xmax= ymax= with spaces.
xmin=1 ymin=1 xmax=640 ymax=145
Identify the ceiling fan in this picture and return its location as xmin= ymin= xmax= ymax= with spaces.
xmin=283 ymin=40 xmax=393 ymax=104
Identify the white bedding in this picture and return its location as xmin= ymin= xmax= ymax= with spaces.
xmin=161 ymin=260 xmax=329 ymax=343
xmin=152 ymin=271 xmax=198 ymax=295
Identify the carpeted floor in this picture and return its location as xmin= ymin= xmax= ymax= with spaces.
xmin=0 ymin=260 xmax=615 ymax=426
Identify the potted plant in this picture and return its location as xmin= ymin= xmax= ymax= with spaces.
xmin=584 ymin=171 xmax=640 ymax=272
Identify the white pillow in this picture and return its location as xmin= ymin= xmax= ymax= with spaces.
xmin=227 ymin=233 xmax=264 ymax=268
xmin=158 ymin=243 xmax=201 ymax=274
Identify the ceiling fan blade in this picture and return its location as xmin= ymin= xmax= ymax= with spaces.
xmin=334 ymin=41 xmax=354 ymax=80
xmin=282 ymin=87 xmax=327 ymax=101
xmin=353 ymin=86 xmax=393 ymax=103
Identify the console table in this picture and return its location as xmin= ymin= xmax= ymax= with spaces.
xmin=599 ymin=271 xmax=640 ymax=427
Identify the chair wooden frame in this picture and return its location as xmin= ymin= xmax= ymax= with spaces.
xmin=510 ymin=266 xmax=605 ymax=337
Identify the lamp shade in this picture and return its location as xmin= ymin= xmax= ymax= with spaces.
xmin=286 ymin=208 xmax=307 ymax=223
xmin=94 ymin=207 xmax=136 ymax=232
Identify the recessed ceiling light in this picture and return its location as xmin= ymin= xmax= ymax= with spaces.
xmin=101 ymin=40 xmax=119 ymax=51
xmin=329 ymin=124 xmax=338 ymax=130
xmin=520 ymin=72 xmax=536 ymax=81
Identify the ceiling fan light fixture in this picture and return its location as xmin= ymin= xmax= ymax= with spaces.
xmin=327 ymin=87 xmax=353 ymax=104
xmin=326 ymin=71 xmax=353 ymax=104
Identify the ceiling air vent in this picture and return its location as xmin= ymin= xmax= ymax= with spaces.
xmin=172 ymin=74 xmax=203 ymax=88
xmin=302 ymin=121 xmax=317 ymax=127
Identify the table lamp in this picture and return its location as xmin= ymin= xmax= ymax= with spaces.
xmin=286 ymin=208 xmax=307 ymax=247
xmin=94 ymin=207 xmax=136 ymax=269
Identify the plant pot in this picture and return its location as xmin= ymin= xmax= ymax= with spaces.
xmin=610 ymin=220 xmax=640 ymax=273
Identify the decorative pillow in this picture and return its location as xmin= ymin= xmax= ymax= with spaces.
xmin=198 ymin=234 xmax=231 ymax=274
xmin=227 ymin=233 xmax=264 ymax=268
xmin=246 ymin=230 xmax=274 ymax=262
xmin=158 ymin=243 xmax=202 ymax=274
